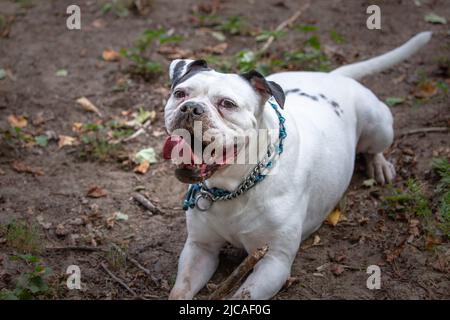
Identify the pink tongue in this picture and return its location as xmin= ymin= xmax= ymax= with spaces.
xmin=163 ymin=136 xmax=198 ymax=163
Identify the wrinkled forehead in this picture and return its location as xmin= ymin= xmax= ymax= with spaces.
xmin=174 ymin=70 xmax=259 ymax=101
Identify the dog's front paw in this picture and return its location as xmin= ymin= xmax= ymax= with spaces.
xmin=366 ymin=153 xmax=396 ymax=185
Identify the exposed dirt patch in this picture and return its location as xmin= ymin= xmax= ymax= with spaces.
xmin=0 ymin=0 xmax=449 ymax=299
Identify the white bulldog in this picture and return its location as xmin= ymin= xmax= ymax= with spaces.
xmin=163 ymin=32 xmax=432 ymax=299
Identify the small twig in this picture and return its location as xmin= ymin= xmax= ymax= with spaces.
xmin=397 ymin=127 xmax=449 ymax=138
xmin=100 ymin=262 xmax=139 ymax=298
xmin=209 ymin=245 xmax=269 ymax=300
xmin=258 ymin=3 xmax=310 ymax=55
xmin=110 ymin=243 xmax=160 ymax=286
xmin=133 ymin=193 xmax=162 ymax=215
xmin=123 ymin=119 xmax=153 ymax=142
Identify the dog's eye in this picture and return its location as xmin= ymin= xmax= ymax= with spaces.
xmin=219 ymin=99 xmax=237 ymax=109
xmin=173 ymin=90 xmax=186 ymax=99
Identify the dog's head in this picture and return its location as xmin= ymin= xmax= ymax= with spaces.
xmin=163 ymin=59 xmax=285 ymax=184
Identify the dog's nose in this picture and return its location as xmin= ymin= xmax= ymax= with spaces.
xmin=180 ymin=101 xmax=205 ymax=117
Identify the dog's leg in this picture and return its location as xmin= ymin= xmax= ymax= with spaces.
xmin=356 ymin=99 xmax=396 ymax=185
xmin=230 ymin=250 xmax=293 ymax=300
xmin=169 ymin=238 xmax=223 ymax=299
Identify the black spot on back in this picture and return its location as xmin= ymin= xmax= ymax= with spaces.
xmin=285 ymin=88 xmax=300 ymax=95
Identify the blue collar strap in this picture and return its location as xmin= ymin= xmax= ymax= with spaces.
xmin=183 ymin=98 xmax=287 ymax=211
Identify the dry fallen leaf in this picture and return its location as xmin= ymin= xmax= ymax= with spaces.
xmin=408 ymin=219 xmax=421 ymax=238
xmin=11 ymin=160 xmax=44 ymax=176
xmin=92 ymin=19 xmax=106 ymax=29
xmin=385 ymin=241 xmax=406 ymax=263
xmin=55 ymin=223 xmax=69 ymax=236
xmin=325 ymin=209 xmax=341 ymax=227
xmin=36 ymin=215 xmax=52 ymax=230
xmin=283 ymin=276 xmax=300 ymax=290
xmin=72 ymin=122 xmax=84 ymax=133
xmin=202 ymin=43 xmax=228 ymax=55
xmin=330 ymin=263 xmax=345 ymax=276
xmin=413 ymin=81 xmax=438 ymax=98
xmin=7 ymin=115 xmax=27 ymax=128
xmin=157 ymin=44 xmax=192 ymax=59
xmin=87 ymin=186 xmax=107 ymax=198
xmin=102 ymin=48 xmax=121 ymax=62
xmin=312 ymin=234 xmax=321 ymax=246
xmin=425 ymin=235 xmax=442 ymax=250
xmin=105 ymin=215 xmax=115 ymax=229
xmin=58 ymin=135 xmax=77 ymax=148
xmin=134 ymin=160 xmax=150 ymax=174
xmin=76 ymin=97 xmax=102 ymax=117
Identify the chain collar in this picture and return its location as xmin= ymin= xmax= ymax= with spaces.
xmin=182 ymin=98 xmax=287 ymax=211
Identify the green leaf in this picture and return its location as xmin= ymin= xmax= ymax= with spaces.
xmin=101 ymin=3 xmax=113 ymax=15
xmin=0 ymin=290 xmax=18 ymax=300
xmin=55 ymin=69 xmax=68 ymax=77
xmin=34 ymin=135 xmax=49 ymax=147
xmin=424 ymin=13 xmax=447 ymax=24
xmin=135 ymin=148 xmax=157 ymax=164
xmin=386 ymin=96 xmax=405 ymax=106
xmin=330 ymin=30 xmax=345 ymax=44
xmin=211 ymin=31 xmax=226 ymax=42
xmin=306 ymin=36 xmax=321 ymax=50
xmin=135 ymin=108 xmax=153 ymax=124
xmin=296 ymin=25 xmax=319 ymax=33
xmin=114 ymin=212 xmax=129 ymax=221
xmin=0 ymin=68 xmax=6 ymax=80
xmin=255 ymin=30 xmax=286 ymax=42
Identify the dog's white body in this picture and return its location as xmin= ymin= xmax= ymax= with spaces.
xmin=166 ymin=32 xmax=431 ymax=299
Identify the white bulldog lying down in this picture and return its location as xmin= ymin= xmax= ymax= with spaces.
xmin=161 ymin=32 xmax=432 ymax=299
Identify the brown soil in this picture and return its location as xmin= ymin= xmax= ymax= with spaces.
xmin=0 ymin=0 xmax=449 ymax=300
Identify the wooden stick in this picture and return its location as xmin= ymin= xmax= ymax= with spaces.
xmin=110 ymin=243 xmax=160 ymax=286
xmin=258 ymin=3 xmax=311 ymax=55
xmin=397 ymin=127 xmax=449 ymax=138
xmin=100 ymin=262 xmax=139 ymax=298
xmin=133 ymin=193 xmax=161 ymax=215
xmin=123 ymin=119 xmax=152 ymax=142
xmin=208 ymin=245 xmax=269 ymax=300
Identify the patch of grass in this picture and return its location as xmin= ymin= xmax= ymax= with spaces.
xmin=432 ymin=158 xmax=450 ymax=237
xmin=384 ymin=179 xmax=431 ymax=218
xmin=0 ymin=254 xmax=52 ymax=300
xmin=100 ymin=0 xmax=131 ymax=17
xmin=255 ymin=30 xmax=286 ymax=42
xmin=217 ymin=16 xmax=248 ymax=35
xmin=296 ymin=25 xmax=319 ymax=33
xmin=77 ymin=121 xmax=130 ymax=162
xmin=2 ymin=127 xmax=34 ymax=146
xmin=1 ymin=220 xmax=41 ymax=254
xmin=120 ymin=28 xmax=183 ymax=80
xmin=383 ymin=167 xmax=450 ymax=238
xmin=193 ymin=13 xmax=220 ymax=27
xmin=329 ymin=30 xmax=345 ymax=44
xmin=206 ymin=22 xmax=333 ymax=75
xmin=284 ymin=37 xmax=331 ymax=72
xmin=106 ymin=244 xmax=127 ymax=270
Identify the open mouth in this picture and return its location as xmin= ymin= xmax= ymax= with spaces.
xmin=163 ymin=135 xmax=238 ymax=183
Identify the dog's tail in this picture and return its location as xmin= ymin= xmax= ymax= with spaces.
xmin=330 ymin=31 xmax=432 ymax=81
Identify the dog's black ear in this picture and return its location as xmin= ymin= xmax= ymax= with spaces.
xmin=240 ymin=70 xmax=285 ymax=109
xmin=169 ymin=59 xmax=209 ymax=89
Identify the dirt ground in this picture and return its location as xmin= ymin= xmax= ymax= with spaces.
xmin=0 ymin=0 xmax=449 ymax=300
